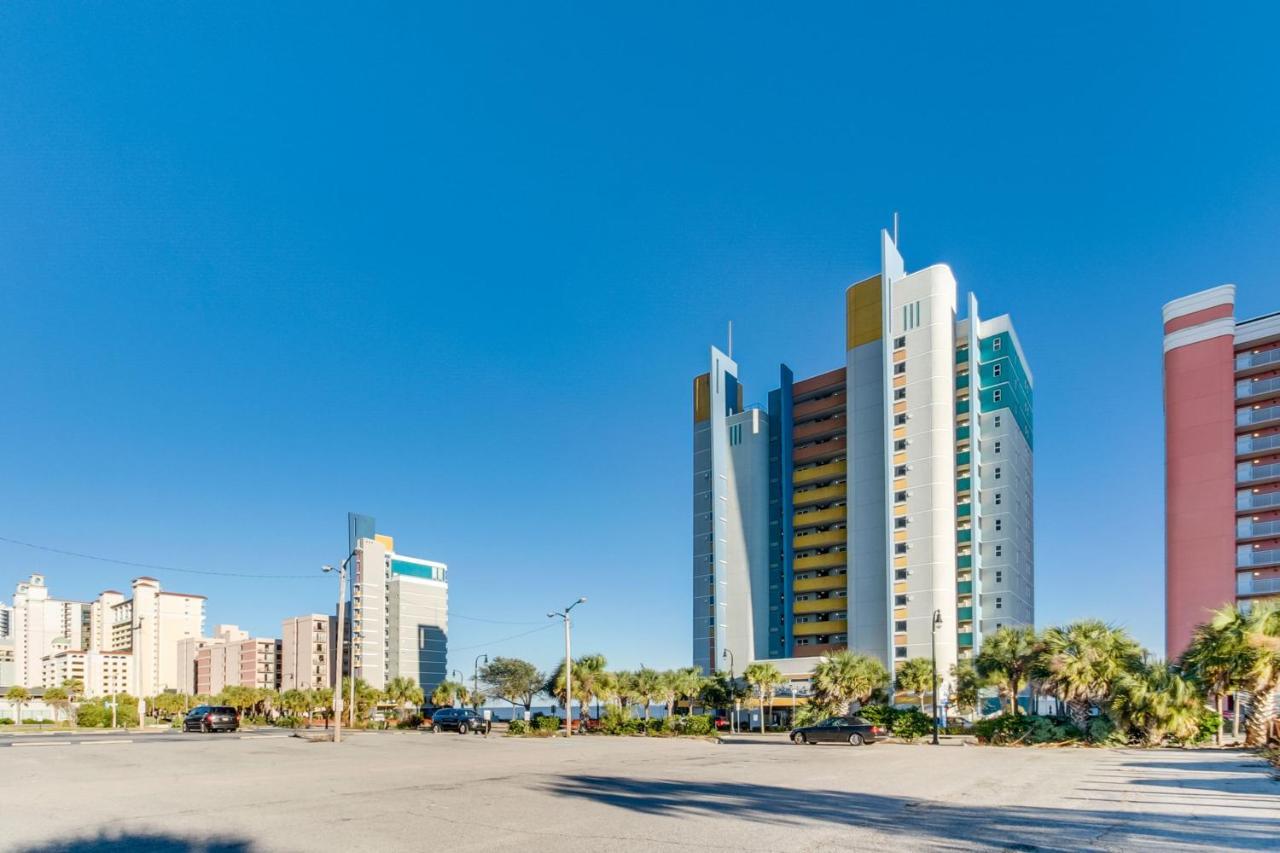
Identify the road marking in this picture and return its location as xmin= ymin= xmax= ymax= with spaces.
xmin=79 ymin=739 xmax=132 ymax=745
xmin=240 ymin=734 xmax=289 ymax=740
xmin=10 ymin=741 xmax=67 ymax=747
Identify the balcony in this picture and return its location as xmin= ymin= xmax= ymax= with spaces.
xmin=793 ymin=619 xmax=848 ymax=637
xmin=1239 ymin=518 xmax=1280 ymax=539
xmin=1238 ymin=575 xmax=1280 ymax=597
xmin=958 ymin=632 xmax=974 ymax=647
xmin=1238 ymin=548 xmax=1280 ymax=568
xmin=957 ymin=502 xmax=972 ymax=518
xmin=956 ymin=347 xmax=969 ymax=365
xmin=957 ymin=529 xmax=972 ymax=544
xmin=1237 ymin=348 xmax=1280 ymax=372
xmin=956 ymin=373 xmax=970 ymax=390
xmin=956 ymin=426 xmax=970 ymax=442
xmin=794 ymin=506 xmax=846 ymax=529
xmin=956 ymin=477 xmax=971 ymax=494
xmin=957 ymin=580 xmax=973 ymax=595
xmin=957 ymin=606 xmax=974 ymax=621
xmin=794 ymin=528 xmax=847 ymax=550
xmin=1239 ymin=461 xmax=1280 ymax=484
xmin=793 ymin=391 xmax=846 ymax=421
xmin=956 ymin=400 xmax=970 ymax=416
xmin=794 ymin=435 xmax=847 ymax=465
xmin=1239 ymin=433 xmax=1280 ymax=456
xmin=794 ymin=574 xmax=846 ymax=593
xmin=1238 ymin=404 xmax=1280 ymax=428
xmin=793 ymin=597 xmax=846 ymax=615
xmin=956 ymin=451 xmax=971 ymax=467
xmin=958 ymin=554 xmax=972 ymax=569
xmin=793 ymin=415 xmax=845 ymax=443
xmin=1238 ymin=375 xmax=1280 ymax=401
xmin=794 ymin=551 xmax=846 ymax=571
xmin=793 ymin=483 xmax=846 ymax=508
xmin=793 ymin=459 xmax=847 ymax=487
xmin=1239 ymin=490 xmax=1280 ymax=511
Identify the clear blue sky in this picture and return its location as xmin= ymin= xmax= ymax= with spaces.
xmin=2 ymin=5 xmax=1278 ymax=672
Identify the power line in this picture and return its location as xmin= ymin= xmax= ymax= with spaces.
xmin=0 ymin=535 xmax=315 ymax=579
xmin=450 ymin=622 xmax=557 ymax=652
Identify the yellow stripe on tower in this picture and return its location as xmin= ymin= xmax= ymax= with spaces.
xmin=693 ymin=373 xmax=711 ymax=422
xmin=846 ymin=275 xmax=882 ymax=350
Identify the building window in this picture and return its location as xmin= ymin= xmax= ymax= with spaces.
xmin=894 ymin=413 xmax=908 ymax=426
xmin=894 ymin=517 xmax=908 ymax=529
xmin=995 ymin=518 xmax=1003 ymax=532
xmin=895 ymin=543 xmax=908 ymax=555
xmin=894 ymin=465 xmax=907 ymax=477
xmin=994 ymin=467 xmax=1002 ymax=480
xmin=895 ymin=646 xmax=908 ymax=658
xmin=993 ymin=337 xmax=1002 ymax=352
xmin=894 ymin=568 xmax=908 ymax=580
xmin=995 ymin=570 xmax=1003 ymax=583
xmin=993 ymin=389 xmax=1002 ymax=403
xmin=994 ymin=415 xmax=1001 ymax=428
xmin=895 ymin=620 xmax=907 ymax=632
xmin=993 ymin=363 xmax=1002 ymax=378
xmin=996 ymin=597 xmax=1003 ymax=609
xmin=993 ymin=441 xmax=1001 ymax=454
xmin=894 ymin=388 xmax=907 ymax=401
xmin=894 ymin=362 xmax=906 ymax=375
xmin=894 ymin=336 xmax=906 ymax=349
xmin=894 ymin=594 xmax=908 ymax=606
xmin=894 ymin=491 xmax=908 ymax=503
xmin=994 ymin=492 xmax=1002 ymax=505
xmin=894 ymin=439 xmax=908 ymax=451
xmin=995 ymin=545 xmax=1003 ymax=557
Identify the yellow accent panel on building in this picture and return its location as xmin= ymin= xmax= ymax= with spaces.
xmin=794 ymin=619 xmax=848 ymax=637
xmin=894 ymin=607 xmax=908 ymax=620
xmin=893 ymin=349 xmax=906 ymax=363
xmin=794 ymin=574 xmax=847 ymax=592
xmin=893 ymin=375 xmax=906 ymax=389
xmin=893 ymin=427 xmax=906 ymax=440
xmin=893 ymin=477 xmax=907 ymax=491
xmin=793 ymin=483 xmax=847 ymax=508
xmin=693 ymin=373 xmax=711 ymax=422
xmin=793 ymin=597 xmax=845 ymax=615
xmin=893 ymin=530 xmax=907 ymax=543
xmin=893 ymin=401 xmax=907 ymax=414
xmin=893 ymin=556 xmax=908 ymax=569
xmin=793 ymin=459 xmax=847 ymax=486
xmin=845 ymin=275 xmax=882 ymax=350
xmin=794 ymin=551 xmax=847 ymax=571
xmin=794 ymin=528 xmax=847 ymax=549
xmin=793 ymin=506 xmax=845 ymax=529
xmin=893 ymin=504 xmax=907 ymax=517
xmin=893 ymin=581 xmax=908 ymax=594
xmin=374 ymin=534 xmax=395 ymax=551
xmin=893 ymin=452 xmax=907 ymax=465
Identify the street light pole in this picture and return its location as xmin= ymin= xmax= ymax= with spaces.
xmin=473 ymin=654 xmax=488 ymax=707
xmin=323 ymin=561 xmax=349 ymax=744
xmin=931 ymin=609 xmax=942 ymax=746
xmin=548 ymin=598 xmax=587 ymax=737
xmin=721 ymin=648 xmax=735 ymax=734
xmin=451 ymin=670 xmax=464 ymax=706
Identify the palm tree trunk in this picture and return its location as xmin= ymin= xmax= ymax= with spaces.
xmin=1067 ymin=699 xmax=1090 ymax=732
xmin=1232 ymin=691 xmax=1241 ymax=741
xmin=1244 ymin=685 xmax=1277 ymax=747
xmin=1215 ymin=693 xmax=1223 ymax=746
xmin=1009 ymin=680 xmax=1019 ymax=715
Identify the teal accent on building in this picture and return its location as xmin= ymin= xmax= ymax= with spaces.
xmin=956 ymin=399 xmax=970 ymax=416
xmin=955 ymin=346 xmax=969 ymax=364
xmin=957 ymin=502 xmax=971 ymax=518
xmin=956 ymin=476 xmax=971 ymax=492
xmin=957 ymin=606 xmax=973 ymax=621
xmin=958 ymin=554 xmax=972 ymax=569
xmin=958 ymin=632 xmax=974 ymax=647
xmin=390 ymin=559 xmax=444 ymax=581
xmin=956 ymin=426 xmax=970 ymax=442
xmin=957 ymin=528 xmax=972 ymax=544
xmin=957 ymin=580 xmax=972 ymax=595
xmin=955 ymin=372 xmax=969 ymax=390
xmin=977 ymin=331 xmax=1033 ymax=448
xmin=956 ymin=451 xmax=971 ymax=467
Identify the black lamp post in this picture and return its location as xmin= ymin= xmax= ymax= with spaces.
xmin=931 ymin=609 xmax=942 ymax=746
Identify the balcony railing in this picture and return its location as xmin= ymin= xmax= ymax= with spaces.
xmin=1238 ymin=548 xmax=1280 ymax=568
xmin=1237 ymin=348 xmax=1280 ymax=371
xmin=1239 ymin=433 xmax=1280 ymax=455
xmin=1238 ymin=375 xmax=1280 ymax=400
xmin=1240 ymin=519 xmax=1280 ymax=539
xmin=1239 ymin=491 xmax=1280 ymax=511
xmin=1238 ymin=405 xmax=1280 ymax=427
xmin=1237 ymin=575 xmax=1280 ymax=596
xmin=1239 ymin=462 xmax=1280 ymax=483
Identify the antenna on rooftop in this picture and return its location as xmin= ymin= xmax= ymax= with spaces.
xmin=893 ymin=211 xmax=899 ymax=247
xmin=727 ymin=320 xmax=733 ymax=359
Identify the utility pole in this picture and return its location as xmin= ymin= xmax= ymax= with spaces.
xmin=931 ymin=609 xmax=942 ymax=746
xmin=722 ymin=648 xmax=735 ymax=734
xmin=473 ymin=654 xmax=488 ymax=706
xmin=323 ymin=560 xmax=351 ymax=744
xmin=547 ymin=598 xmax=586 ymax=737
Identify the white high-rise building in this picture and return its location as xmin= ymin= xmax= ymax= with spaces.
xmin=87 ymin=577 xmax=206 ymax=696
xmin=351 ymin=531 xmax=447 ymax=696
xmin=43 ymin=649 xmax=133 ymax=697
xmin=11 ymin=575 xmax=89 ymax=688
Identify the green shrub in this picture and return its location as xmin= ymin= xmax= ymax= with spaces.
xmin=275 ymin=715 xmax=304 ymax=729
xmin=1187 ymin=710 xmax=1222 ymax=746
xmin=672 ymin=715 xmax=713 ymax=736
xmin=0 ymin=718 xmax=13 ymax=725
xmin=22 ymin=718 xmax=47 ymax=725
xmin=858 ymin=705 xmax=895 ymax=727
xmin=644 ymin=718 xmax=667 ymax=735
xmin=1087 ymin=716 xmax=1126 ymax=746
xmin=599 ymin=707 xmax=638 ymax=736
xmin=791 ymin=704 xmax=828 ymax=728
xmin=396 ymin=714 xmax=423 ymax=730
xmin=534 ymin=715 xmax=563 ymax=733
xmin=890 ymin=708 xmax=932 ymax=742
xmin=972 ymin=713 xmax=1030 ymax=744
xmin=506 ymin=719 xmax=528 ymax=735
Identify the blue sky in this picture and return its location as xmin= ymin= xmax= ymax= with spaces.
xmin=2 ymin=4 xmax=1278 ymax=673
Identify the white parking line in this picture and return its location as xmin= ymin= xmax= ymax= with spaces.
xmin=239 ymin=734 xmax=289 ymax=740
xmin=79 ymin=739 xmax=132 ymax=745
xmin=10 ymin=741 xmax=68 ymax=747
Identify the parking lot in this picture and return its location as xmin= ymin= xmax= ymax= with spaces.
xmin=1 ymin=731 xmax=1275 ymax=851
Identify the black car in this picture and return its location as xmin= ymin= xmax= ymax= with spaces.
xmin=790 ymin=715 xmax=883 ymax=746
xmin=183 ymin=705 xmax=239 ymax=733
xmin=429 ymin=708 xmax=490 ymax=734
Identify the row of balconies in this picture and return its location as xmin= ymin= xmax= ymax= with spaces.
xmin=1237 ymin=546 xmax=1280 ymax=568
xmin=1237 ymin=375 xmax=1280 ymax=401
xmin=1239 ymin=489 xmax=1280 ymax=511
xmin=1239 ymin=461 xmax=1280 ymax=484
xmin=1239 ymin=432 xmax=1280 ymax=456
xmin=1237 ymin=347 xmax=1280 ymax=372
xmin=1238 ymin=404 xmax=1280 ymax=428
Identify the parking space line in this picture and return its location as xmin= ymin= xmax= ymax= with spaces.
xmin=10 ymin=741 xmax=68 ymax=747
xmin=79 ymin=739 xmax=132 ymax=745
xmin=240 ymin=734 xmax=289 ymax=740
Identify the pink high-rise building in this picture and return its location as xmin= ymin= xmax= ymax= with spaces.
xmin=1163 ymin=285 xmax=1280 ymax=659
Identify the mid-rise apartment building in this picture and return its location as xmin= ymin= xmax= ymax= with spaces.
xmin=86 ymin=577 xmax=206 ymax=696
xmin=42 ymin=649 xmax=133 ymax=697
xmin=281 ymin=614 xmax=335 ymax=691
xmin=349 ymin=518 xmax=448 ymax=696
xmin=1163 ymin=285 xmax=1280 ymax=658
xmin=10 ymin=574 xmax=90 ymax=688
xmin=0 ymin=602 xmax=11 ymax=639
xmin=693 ymin=231 xmax=1034 ymax=693
xmin=193 ymin=625 xmax=280 ymax=694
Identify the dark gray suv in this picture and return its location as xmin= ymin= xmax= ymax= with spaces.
xmin=183 ymin=705 xmax=239 ymax=733
xmin=429 ymin=708 xmax=489 ymax=734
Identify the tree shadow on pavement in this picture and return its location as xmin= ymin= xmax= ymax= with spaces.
xmin=17 ymin=831 xmax=254 ymax=852
xmin=546 ymin=775 xmax=1280 ymax=850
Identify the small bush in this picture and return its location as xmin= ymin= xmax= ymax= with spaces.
xmin=396 ymin=714 xmax=423 ymax=730
xmin=506 ymin=719 xmax=528 ymax=735
xmin=671 ymin=715 xmax=713 ymax=736
xmin=890 ymin=709 xmax=932 ymax=742
xmin=1187 ymin=710 xmax=1222 ymax=746
xmin=22 ymin=718 xmax=46 ymax=725
xmin=1087 ymin=716 xmax=1125 ymax=746
xmin=858 ymin=705 xmax=895 ymax=727
xmin=643 ymin=718 xmax=666 ymax=735
xmin=599 ymin=707 xmax=639 ymax=736
xmin=535 ymin=715 xmax=563 ymax=733
xmin=0 ymin=718 xmax=13 ymax=725
xmin=275 ymin=715 xmax=304 ymax=729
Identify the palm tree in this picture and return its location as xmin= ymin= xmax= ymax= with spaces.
xmin=431 ymin=680 xmax=466 ymax=709
xmin=632 ymin=667 xmax=662 ymax=722
xmin=895 ymin=658 xmax=934 ymax=710
xmin=656 ymin=670 xmax=678 ymax=719
xmin=614 ymin=670 xmax=639 ymax=716
xmin=1038 ymin=620 xmax=1143 ymax=732
xmin=1210 ymin=602 xmax=1280 ymax=747
xmin=671 ymin=667 xmax=704 ymax=716
xmin=311 ymin=688 xmax=334 ymax=728
xmin=811 ymin=651 xmax=889 ymax=715
xmin=43 ymin=687 xmax=70 ymax=724
xmin=1181 ymin=617 xmax=1249 ymax=745
xmin=384 ymin=676 xmax=425 ymax=722
xmin=5 ymin=685 xmax=31 ymax=723
xmin=1110 ymin=664 xmax=1203 ymax=746
xmin=974 ymin=626 xmax=1039 ymax=716
xmin=743 ymin=662 xmax=783 ymax=733
xmin=948 ymin=660 xmax=986 ymax=719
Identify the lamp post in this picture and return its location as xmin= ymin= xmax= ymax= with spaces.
xmin=547 ymin=598 xmax=587 ymax=737
xmin=931 ymin=609 xmax=942 ymax=746
xmin=451 ymin=670 xmax=464 ymax=707
xmin=721 ymin=648 xmax=736 ymax=734
xmin=323 ymin=559 xmax=352 ymax=744
xmin=473 ymin=654 xmax=488 ymax=708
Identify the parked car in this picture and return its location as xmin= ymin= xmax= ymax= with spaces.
xmin=183 ymin=705 xmax=239 ymax=733
xmin=789 ymin=716 xmax=882 ymax=746
xmin=429 ymin=708 xmax=490 ymax=734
